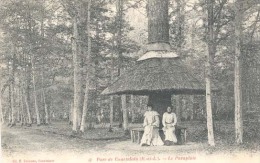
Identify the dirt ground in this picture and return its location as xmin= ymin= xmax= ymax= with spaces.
xmin=1 ymin=121 xmax=260 ymax=163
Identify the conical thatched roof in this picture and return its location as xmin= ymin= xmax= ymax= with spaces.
xmin=102 ymin=57 xmax=217 ymax=96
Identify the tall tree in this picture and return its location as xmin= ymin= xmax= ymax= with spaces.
xmin=116 ymin=0 xmax=126 ymax=129
xmin=80 ymin=0 xmax=92 ymax=133
xmin=109 ymin=34 xmax=115 ymax=131
xmin=0 ymin=84 xmax=4 ymax=124
xmin=23 ymin=51 xmax=32 ymax=126
xmin=40 ymin=4 xmax=49 ymax=125
xmin=175 ymin=0 xmax=184 ymax=122
xmin=31 ymin=52 xmax=41 ymax=125
xmin=205 ymin=0 xmax=215 ymax=146
xmin=10 ymin=45 xmax=16 ymax=126
xmin=41 ymin=72 xmax=49 ymax=124
xmin=234 ymin=0 xmax=243 ymax=144
xmin=72 ymin=16 xmax=81 ymax=132
xmin=25 ymin=1 xmax=41 ymax=126
xmin=18 ymin=80 xmax=25 ymax=125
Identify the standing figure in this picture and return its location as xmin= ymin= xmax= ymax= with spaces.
xmin=140 ymin=104 xmax=164 ymax=146
xmin=162 ymin=106 xmax=177 ymax=146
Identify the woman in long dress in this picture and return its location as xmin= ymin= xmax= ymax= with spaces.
xmin=140 ymin=105 xmax=164 ymax=146
xmin=162 ymin=106 xmax=177 ymax=145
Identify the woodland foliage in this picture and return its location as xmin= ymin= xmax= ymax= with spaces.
xmin=0 ymin=0 xmax=259 ymax=134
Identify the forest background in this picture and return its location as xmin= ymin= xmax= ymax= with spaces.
xmin=0 ymin=0 xmax=259 ymax=136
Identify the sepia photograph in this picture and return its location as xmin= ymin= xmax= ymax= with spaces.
xmin=0 ymin=0 xmax=260 ymax=163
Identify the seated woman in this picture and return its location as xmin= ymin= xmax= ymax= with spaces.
xmin=140 ymin=104 xmax=164 ymax=146
xmin=162 ymin=106 xmax=177 ymax=146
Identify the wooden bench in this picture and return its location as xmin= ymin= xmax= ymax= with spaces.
xmin=130 ymin=126 xmax=187 ymax=145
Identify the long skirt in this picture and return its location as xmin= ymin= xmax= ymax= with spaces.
xmin=163 ymin=124 xmax=177 ymax=143
xmin=140 ymin=126 xmax=164 ymax=146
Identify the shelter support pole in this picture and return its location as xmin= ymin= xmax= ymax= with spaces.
xmin=189 ymin=95 xmax=194 ymax=120
xmin=109 ymin=96 xmax=113 ymax=129
xmin=130 ymin=95 xmax=135 ymax=123
xmin=175 ymin=95 xmax=181 ymax=123
xmin=182 ymin=96 xmax=187 ymax=120
xmin=122 ymin=95 xmax=128 ymax=132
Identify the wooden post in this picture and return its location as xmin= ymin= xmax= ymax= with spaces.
xmin=109 ymin=96 xmax=114 ymax=129
xmin=130 ymin=95 xmax=135 ymax=123
xmin=182 ymin=96 xmax=187 ymax=120
xmin=122 ymin=95 xmax=128 ymax=132
xmin=175 ymin=95 xmax=181 ymax=123
xmin=189 ymin=95 xmax=194 ymax=120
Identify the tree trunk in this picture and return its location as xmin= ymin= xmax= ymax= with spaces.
xmin=10 ymin=49 xmax=16 ymax=126
xmin=80 ymin=83 xmax=89 ymax=132
xmin=26 ymin=2 xmax=39 ymax=125
xmin=78 ymin=71 xmax=83 ymax=128
xmin=24 ymin=52 xmax=32 ymax=125
xmin=19 ymin=86 xmax=25 ymax=125
xmin=40 ymin=8 xmax=49 ymax=125
xmin=80 ymin=0 xmax=92 ymax=133
xmin=18 ymin=74 xmax=25 ymax=125
xmin=72 ymin=16 xmax=81 ymax=132
xmin=17 ymin=82 xmax=21 ymax=123
xmin=176 ymin=0 xmax=183 ymax=56
xmin=205 ymin=0 xmax=215 ymax=146
xmin=10 ymin=76 xmax=15 ymax=126
xmin=234 ymin=0 xmax=243 ymax=144
xmin=205 ymin=55 xmax=215 ymax=146
xmin=0 ymin=87 xmax=3 ymax=124
xmin=69 ymin=101 xmax=73 ymax=124
xmin=147 ymin=0 xmax=169 ymax=44
xmin=8 ymin=106 xmax=11 ymax=125
xmin=77 ymin=37 xmax=84 ymax=128
xmin=41 ymin=73 xmax=49 ymax=125
xmin=24 ymin=88 xmax=32 ymax=125
xmin=109 ymin=34 xmax=115 ymax=130
xmin=31 ymin=53 xmax=41 ymax=125
xmin=116 ymin=0 xmax=123 ymax=64
xmin=116 ymin=0 xmax=124 ymax=128
xmin=122 ymin=95 xmax=128 ymax=131
xmin=109 ymin=47 xmax=114 ymax=130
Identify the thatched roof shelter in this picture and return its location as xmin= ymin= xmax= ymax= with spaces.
xmin=102 ymin=57 xmax=210 ymax=96
xmin=101 ymin=0 xmax=218 ymax=118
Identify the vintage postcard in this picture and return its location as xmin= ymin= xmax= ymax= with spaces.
xmin=0 ymin=0 xmax=259 ymax=163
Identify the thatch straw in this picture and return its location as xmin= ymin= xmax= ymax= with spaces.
xmin=101 ymin=57 xmax=218 ymax=95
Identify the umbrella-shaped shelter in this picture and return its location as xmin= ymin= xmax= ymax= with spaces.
xmin=102 ymin=0 xmax=216 ymax=116
xmin=102 ymin=57 xmax=209 ymax=115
